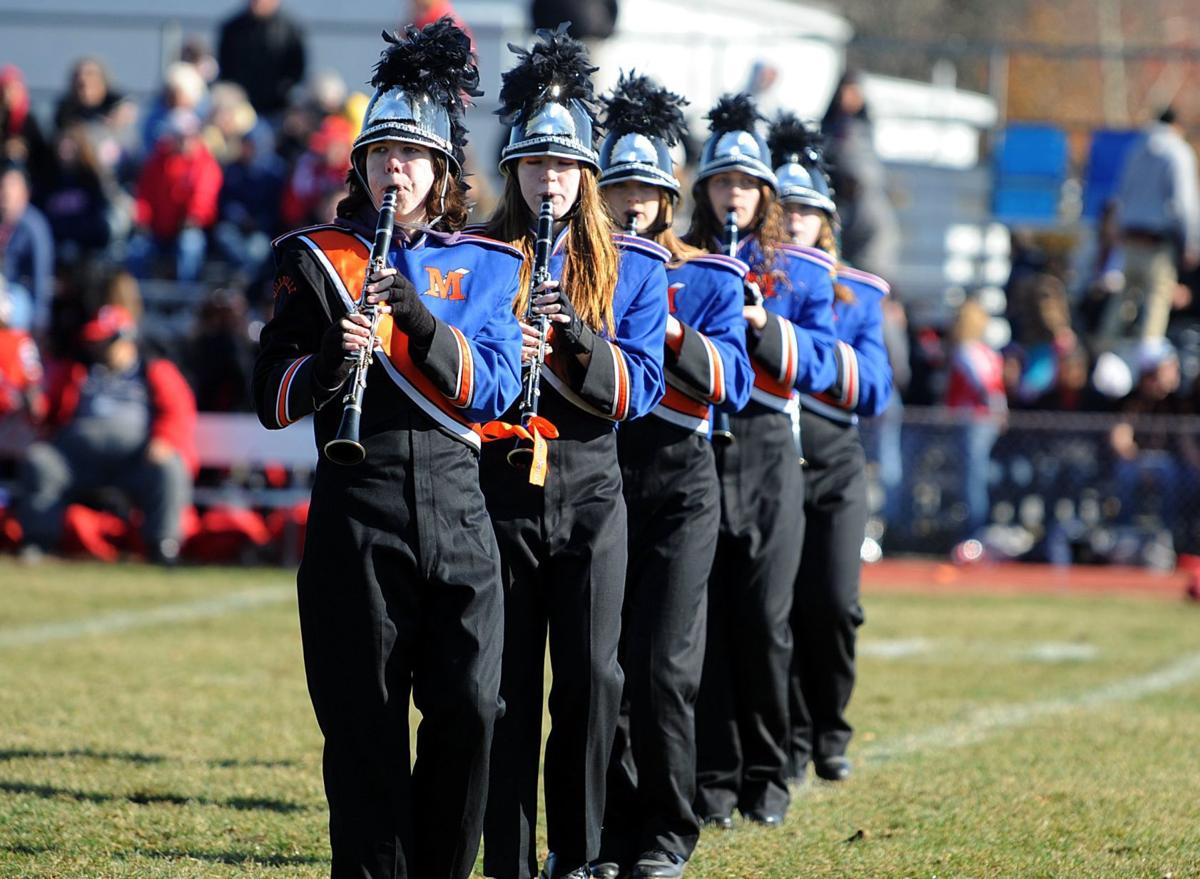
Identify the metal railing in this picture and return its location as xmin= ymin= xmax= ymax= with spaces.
xmin=860 ymin=406 xmax=1200 ymax=567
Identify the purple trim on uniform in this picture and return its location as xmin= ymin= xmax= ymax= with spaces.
xmin=612 ymin=234 xmax=671 ymax=264
xmin=837 ymin=266 xmax=891 ymax=296
xmin=451 ymin=232 xmax=525 ymax=261
xmin=686 ymin=253 xmax=749 ymax=278
xmin=779 ymin=243 xmax=836 ymax=270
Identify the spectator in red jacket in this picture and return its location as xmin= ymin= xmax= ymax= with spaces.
xmin=126 ymin=109 xmax=222 ymax=281
xmin=407 ymin=1 xmax=474 ymax=45
xmin=945 ymin=299 xmax=1007 ymax=539
xmin=278 ymin=114 xmax=350 ymax=228
xmin=14 ymin=302 xmax=196 ymax=563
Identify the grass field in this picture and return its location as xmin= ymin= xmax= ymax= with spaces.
xmin=1 ymin=561 xmax=1198 ymax=879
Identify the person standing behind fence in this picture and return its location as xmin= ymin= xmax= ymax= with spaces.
xmin=252 ymin=20 xmax=523 ymax=879
xmin=945 ymin=299 xmax=1006 ymax=539
xmin=767 ymin=114 xmax=892 ymax=786
xmin=1103 ymin=107 xmax=1200 ymax=345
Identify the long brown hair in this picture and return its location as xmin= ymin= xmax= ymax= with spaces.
xmin=336 ymin=151 xmax=469 ymax=232
xmin=484 ymin=167 xmax=619 ymax=336
xmin=816 ymin=214 xmax=855 ymax=305
xmin=605 ymin=190 xmax=703 ymax=269
xmin=686 ymin=180 xmax=790 ymax=291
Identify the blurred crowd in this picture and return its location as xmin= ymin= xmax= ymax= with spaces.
xmin=2 ymin=0 xmax=1200 ymax=562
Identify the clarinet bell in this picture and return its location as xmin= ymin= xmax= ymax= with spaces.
xmin=324 ymin=406 xmax=367 ymax=465
xmin=712 ymin=427 xmax=735 ymax=447
xmin=506 ymin=441 xmax=534 ymax=470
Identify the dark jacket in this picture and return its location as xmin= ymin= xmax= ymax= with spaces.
xmin=217 ymin=8 xmax=307 ymax=116
xmin=530 ymin=0 xmax=618 ymax=39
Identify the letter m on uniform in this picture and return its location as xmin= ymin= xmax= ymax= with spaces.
xmin=423 ymin=267 xmax=470 ymax=300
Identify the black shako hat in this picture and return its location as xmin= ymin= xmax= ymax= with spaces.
xmin=351 ymin=17 xmax=481 ymax=186
xmin=497 ymin=22 xmax=601 ymax=173
xmin=598 ymin=71 xmax=689 ymax=198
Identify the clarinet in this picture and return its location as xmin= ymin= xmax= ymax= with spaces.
xmin=323 ymin=185 xmax=399 ymax=466
xmin=507 ymin=196 xmax=556 ymax=469
xmin=625 ymin=210 xmax=639 ymax=236
xmin=711 ymin=209 xmax=743 ymax=447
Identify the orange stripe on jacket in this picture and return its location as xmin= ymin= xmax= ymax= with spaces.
xmin=276 ymin=356 xmax=310 ymax=426
xmin=377 ymin=316 xmax=482 ymax=435
xmin=660 ymin=385 xmax=710 ymax=420
xmin=701 ymin=334 xmax=724 ymax=404
xmin=306 ymin=229 xmax=371 ymax=304
xmin=752 ymin=365 xmax=792 ymax=402
xmin=611 ymin=341 xmax=631 ymax=420
xmin=449 ymin=325 xmax=474 ymax=408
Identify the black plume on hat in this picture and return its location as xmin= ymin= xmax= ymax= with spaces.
xmin=371 ymin=17 xmax=481 ymax=160
xmin=497 ymin=22 xmax=599 ymax=135
xmin=602 ymin=71 xmax=689 ymax=146
xmin=768 ymin=111 xmax=825 ymax=170
xmin=706 ymin=92 xmax=764 ymax=137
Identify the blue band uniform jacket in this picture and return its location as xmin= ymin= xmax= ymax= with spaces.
xmin=734 ymin=237 xmax=839 ymax=413
xmin=652 ymin=252 xmax=754 ymax=435
xmin=254 ymin=220 xmax=524 ymax=449
xmin=797 ymin=266 xmax=893 ymax=426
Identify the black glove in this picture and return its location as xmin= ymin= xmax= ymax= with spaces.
xmin=386 ymin=272 xmax=437 ymax=350
xmin=313 ymin=319 xmax=353 ymax=390
xmin=536 ymin=287 xmax=595 ymax=355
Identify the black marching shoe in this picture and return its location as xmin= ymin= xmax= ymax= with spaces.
xmin=630 ymin=849 xmax=685 ymax=878
xmin=700 ymin=814 xmax=733 ymax=830
xmin=589 ymin=861 xmax=622 ymax=879
xmin=743 ymin=810 xmax=784 ymax=827
xmin=814 ymin=755 xmax=852 ymax=782
xmin=540 ymin=853 xmax=593 ymax=879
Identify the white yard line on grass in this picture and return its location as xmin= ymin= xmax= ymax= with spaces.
xmin=860 ymin=638 xmax=1099 ymax=663
xmin=865 ymin=650 xmax=1200 ymax=763
xmin=0 ymin=586 xmax=293 ymax=649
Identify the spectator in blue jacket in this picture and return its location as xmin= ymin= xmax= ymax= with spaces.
xmin=0 ymin=161 xmax=53 ymax=332
xmin=213 ymin=129 xmax=285 ymax=280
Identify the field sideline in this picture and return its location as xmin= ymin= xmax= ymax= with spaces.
xmin=0 ymin=560 xmax=1198 ymax=878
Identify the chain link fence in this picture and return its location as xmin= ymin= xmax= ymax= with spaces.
xmin=860 ymin=406 xmax=1200 ymax=569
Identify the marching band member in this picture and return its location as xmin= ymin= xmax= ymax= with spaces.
xmin=769 ymin=114 xmax=893 ymax=785
xmin=687 ymin=93 xmax=837 ymax=829
xmin=477 ymin=27 xmax=668 ymax=879
xmin=593 ymin=73 xmax=753 ymax=879
xmin=251 ymin=21 xmax=523 ymax=879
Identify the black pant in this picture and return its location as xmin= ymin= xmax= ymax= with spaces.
xmin=481 ymin=397 xmax=628 ymax=879
xmin=695 ymin=406 xmax=803 ymax=820
xmin=298 ymin=422 xmax=504 ymax=879
xmin=602 ymin=419 xmax=718 ymax=864
xmin=788 ymin=412 xmax=868 ymax=771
